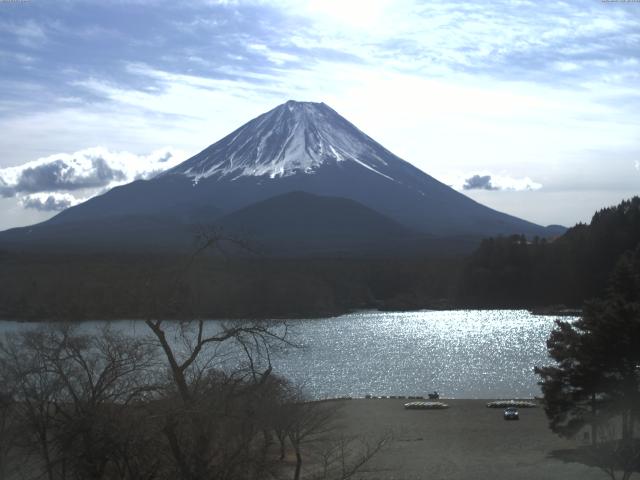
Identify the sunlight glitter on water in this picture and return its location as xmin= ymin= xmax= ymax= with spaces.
xmin=274 ymin=310 xmax=568 ymax=399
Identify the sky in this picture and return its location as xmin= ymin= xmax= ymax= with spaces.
xmin=0 ymin=0 xmax=638 ymax=230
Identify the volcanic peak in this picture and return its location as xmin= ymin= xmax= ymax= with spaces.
xmin=164 ymin=100 xmax=396 ymax=182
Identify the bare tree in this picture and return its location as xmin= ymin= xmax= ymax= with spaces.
xmin=141 ymin=314 xmax=296 ymax=480
xmin=311 ymin=434 xmax=389 ymax=480
xmin=136 ymin=229 xmax=297 ymax=479
xmin=0 ymin=386 xmax=16 ymax=480
xmin=0 ymin=325 xmax=160 ymax=480
xmin=267 ymin=379 xmax=389 ymax=480
xmin=0 ymin=327 xmax=67 ymax=480
xmin=286 ymin=399 xmax=338 ymax=480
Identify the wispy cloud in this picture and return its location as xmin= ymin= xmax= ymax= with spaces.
xmin=1 ymin=0 xmax=633 ymax=120
xmin=0 ymin=19 xmax=48 ymax=48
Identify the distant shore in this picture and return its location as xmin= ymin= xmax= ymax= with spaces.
xmin=0 ymin=305 xmax=583 ymax=323
xmin=528 ymin=306 xmax=582 ymax=317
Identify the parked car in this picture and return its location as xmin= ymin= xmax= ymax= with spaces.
xmin=504 ymin=407 xmax=519 ymax=420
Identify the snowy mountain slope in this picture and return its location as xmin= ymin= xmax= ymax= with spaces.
xmin=165 ymin=100 xmax=399 ymax=182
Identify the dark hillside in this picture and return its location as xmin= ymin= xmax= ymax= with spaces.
xmin=458 ymin=196 xmax=640 ymax=307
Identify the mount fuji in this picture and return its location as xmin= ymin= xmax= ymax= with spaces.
xmin=0 ymin=101 xmax=562 ymax=255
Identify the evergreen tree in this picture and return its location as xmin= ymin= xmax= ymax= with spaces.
xmin=536 ymin=246 xmax=640 ymax=479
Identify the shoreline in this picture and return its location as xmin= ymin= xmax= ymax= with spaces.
xmin=298 ymin=394 xmax=549 ymax=404
xmin=0 ymin=305 xmax=582 ymax=323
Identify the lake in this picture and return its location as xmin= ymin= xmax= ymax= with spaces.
xmin=0 ymin=310 xmax=570 ymax=399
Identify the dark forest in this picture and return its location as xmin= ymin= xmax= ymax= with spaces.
xmin=1 ymin=197 xmax=638 ymax=321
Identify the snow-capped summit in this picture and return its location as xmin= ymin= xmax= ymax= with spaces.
xmin=165 ymin=100 xmax=397 ymax=182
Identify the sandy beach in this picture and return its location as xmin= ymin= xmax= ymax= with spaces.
xmin=330 ymin=398 xmax=606 ymax=480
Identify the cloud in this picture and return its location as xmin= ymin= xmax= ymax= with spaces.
xmin=0 ymin=146 xmax=187 ymax=211
xmin=3 ymin=157 xmax=126 ymax=196
xmin=450 ymin=173 xmax=543 ymax=192
xmin=19 ymin=193 xmax=77 ymax=212
xmin=158 ymin=151 xmax=173 ymax=163
xmin=463 ymin=174 xmax=498 ymax=191
xmin=635 ymin=160 xmax=639 ymax=172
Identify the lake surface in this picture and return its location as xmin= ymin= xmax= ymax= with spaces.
xmin=275 ymin=310 xmax=567 ymax=399
xmin=0 ymin=310 xmax=570 ymax=399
